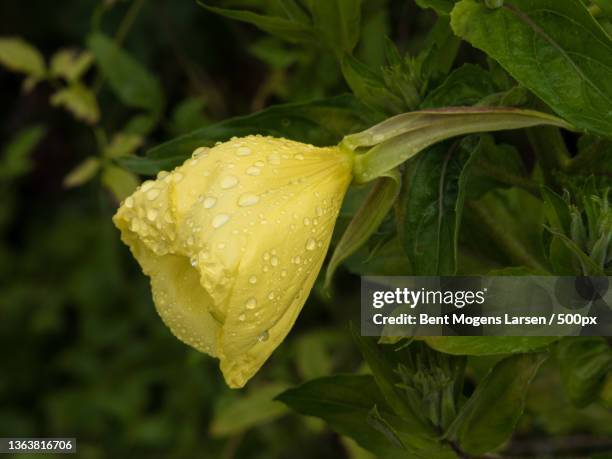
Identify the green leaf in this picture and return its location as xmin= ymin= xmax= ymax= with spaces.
xmin=104 ymin=133 xmax=143 ymax=158
xmin=0 ymin=37 xmax=45 ymax=78
xmin=594 ymin=0 xmax=612 ymax=16
xmin=199 ymin=3 xmax=314 ymax=44
xmin=343 ymin=236 xmax=413 ymax=276
xmin=446 ymin=353 xmax=547 ymax=455
xmin=101 ymin=165 xmax=139 ymax=202
xmin=421 ymin=64 xmax=498 ymax=108
xmin=367 ymin=405 xmax=406 ymax=450
xmin=277 ymin=375 xmax=457 ymax=459
xmin=116 ymin=155 xmax=183 ymax=176
xmin=419 ymin=17 xmax=461 ymax=80
xmin=326 ymin=169 xmax=401 ymax=289
xmin=50 ymin=48 xmax=94 ymax=82
xmin=50 ymin=83 xmax=100 ymax=124
xmin=210 ymin=383 xmax=289 ymax=437
xmin=294 ymin=330 xmax=339 ymax=379
xmin=341 ymin=54 xmax=403 ymax=115
xmin=88 ymin=33 xmax=164 ymax=113
xmin=146 ymin=94 xmax=371 ymax=164
xmin=306 ymin=0 xmax=361 ymax=57
xmin=0 ymin=125 xmax=46 ymax=181
xmin=63 ymin=157 xmax=101 ymax=188
xmin=556 ymin=337 xmax=612 ymax=408
xmin=463 ymin=188 xmax=548 ymax=272
xmin=415 ymin=0 xmax=457 ymax=15
xmin=351 ymin=329 xmax=431 ymax=431
xmin=423 ymin=337 xmax=557 ymax=355
xmin=464 ymin=135 xmax=530 ymax=199
xmin=450 ymin=0 xmax=612 ymax=138
xmin=541 ymin=186 xmax=571 ymax=234
xmin=399 ymin=139 xmax=475 ymax=275
xmin=344 ymin=107 xmax=573 ymax=184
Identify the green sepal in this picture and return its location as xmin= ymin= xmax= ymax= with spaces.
xmin=325 ymin=168 xmax=401 ymax=292
xmin=342 ymin=107 xmax=574 ymax=184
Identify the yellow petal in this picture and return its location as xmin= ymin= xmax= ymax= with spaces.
xmin=113 ymin=135 xmax=353 ymax=388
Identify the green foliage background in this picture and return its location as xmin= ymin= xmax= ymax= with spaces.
xmin=1 ymin=0 xmax=611 ymax=458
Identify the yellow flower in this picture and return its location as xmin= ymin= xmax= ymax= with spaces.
xmin=113 ymin=135 xmax=353 ymax=388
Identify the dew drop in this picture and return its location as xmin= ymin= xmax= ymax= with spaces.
xmin=316 ymin=206 xmax=323 ymax=216
xmin=246 ymin=166 xmax=261 ymax=176
xmin=249 ymin=275 xmax=257 ymax=284
xmin=173 ymin=172 xmax=184 ymax=183
xmin=236 ymin=146 xmax=252 ymax=156
xmin=246 ymin=297 xmax=257 ymax=309
xmin=306 ymin=238 xmax=317 ymax=251
xmin=203 ymin=196 xmax=217 ymax=209
xmin=255 ymin=160 xmax=264 ymax=167
xmin=125 ymin=196 xmax=134 ymax=208
xmin=146 ymin=209 xmax=158 ymax=222
xmin=192 ymin=146 xmax=209 ymax=158
xmin=303 ymin=217 xmax=311 ymax=226
xmin=238 ymin=313 xmax=246 ymax=321
xmin=141 ymin=181 xmax=154 ymax=192
xmin=190 ymin=255 xmax=198 ymax=267
xmin=221 ymin=175 xmax=239 ymax=189
xmin=271 ymin=256 xmax=279 ymax=266
xmin=146 ymin=189 xmax=160 ymax=201
xmin=294 ymin=154 xmax=304 ymax=160
xmin=212 ymin=214 xmax=230 ymax=228
xmin=257 ymin=330 xmax=270 ymax=342
xmin=281 ymin=269 xmax=287 ymax=277
xmin=267 ymin=154 xmax=280 ymax=165
xmin=268 ymin=292 xmax=275 ymax=300
xmin=238 ymin=193 xmax=260 ymax=207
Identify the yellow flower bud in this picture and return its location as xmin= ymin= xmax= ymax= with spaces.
xmin=113 ymin=135 xmax=353 ymax=388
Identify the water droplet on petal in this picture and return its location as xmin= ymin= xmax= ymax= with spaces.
xmin=246 ymin=166 xmax=261 ymax=176
xmin=238 ymin=193 xmax=259 ymax=207
xmin=146 ymin=189 xmax=160 ymax=200
xmin=303 ymin=217 xmax=310 ymax=226
xmin=141 ymin=181 xmax=154 ymax=192
xmin=221 ymin=175 xmax=239 ymax=189
xmin=146 ymin=209 xmax=158 ymax=221
xmin=294 ymin=154 xmax=304 ymax=160
xmin=236 ymin=146 xmax=252 ymax=156
xmin=238 ymin=313 xmax=246 ymax=321
xmin=246 ymin=297 xmax=257 ymax=309
xmin=271 ymin=256 xmax=279 ymax=266
xmin=268 ymin=292 xmax=275 ymax=300
xmin=192 ymin=146 xmax=209 ymax=158
xmin=267 ymin=154 xmax=280 ymax=165
xmin=306 ymin=238 xmax=317 ymax=251
xmin=212 ymin=214 xmax=230 ymax=228
xmin=173 ymin=172 xmax=184 ymax=183
xmin=125 ymin=196 xmax=134 ymax=208
xmin=203 ymin=196 xmax=217 ymax=208
xmin=190 ymin=255 xmax=198 ymax=267
xmin=249 ymin=275 xmax=257 ymax=284
xmin=257 ymin=330 xmax=270 ymax=342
